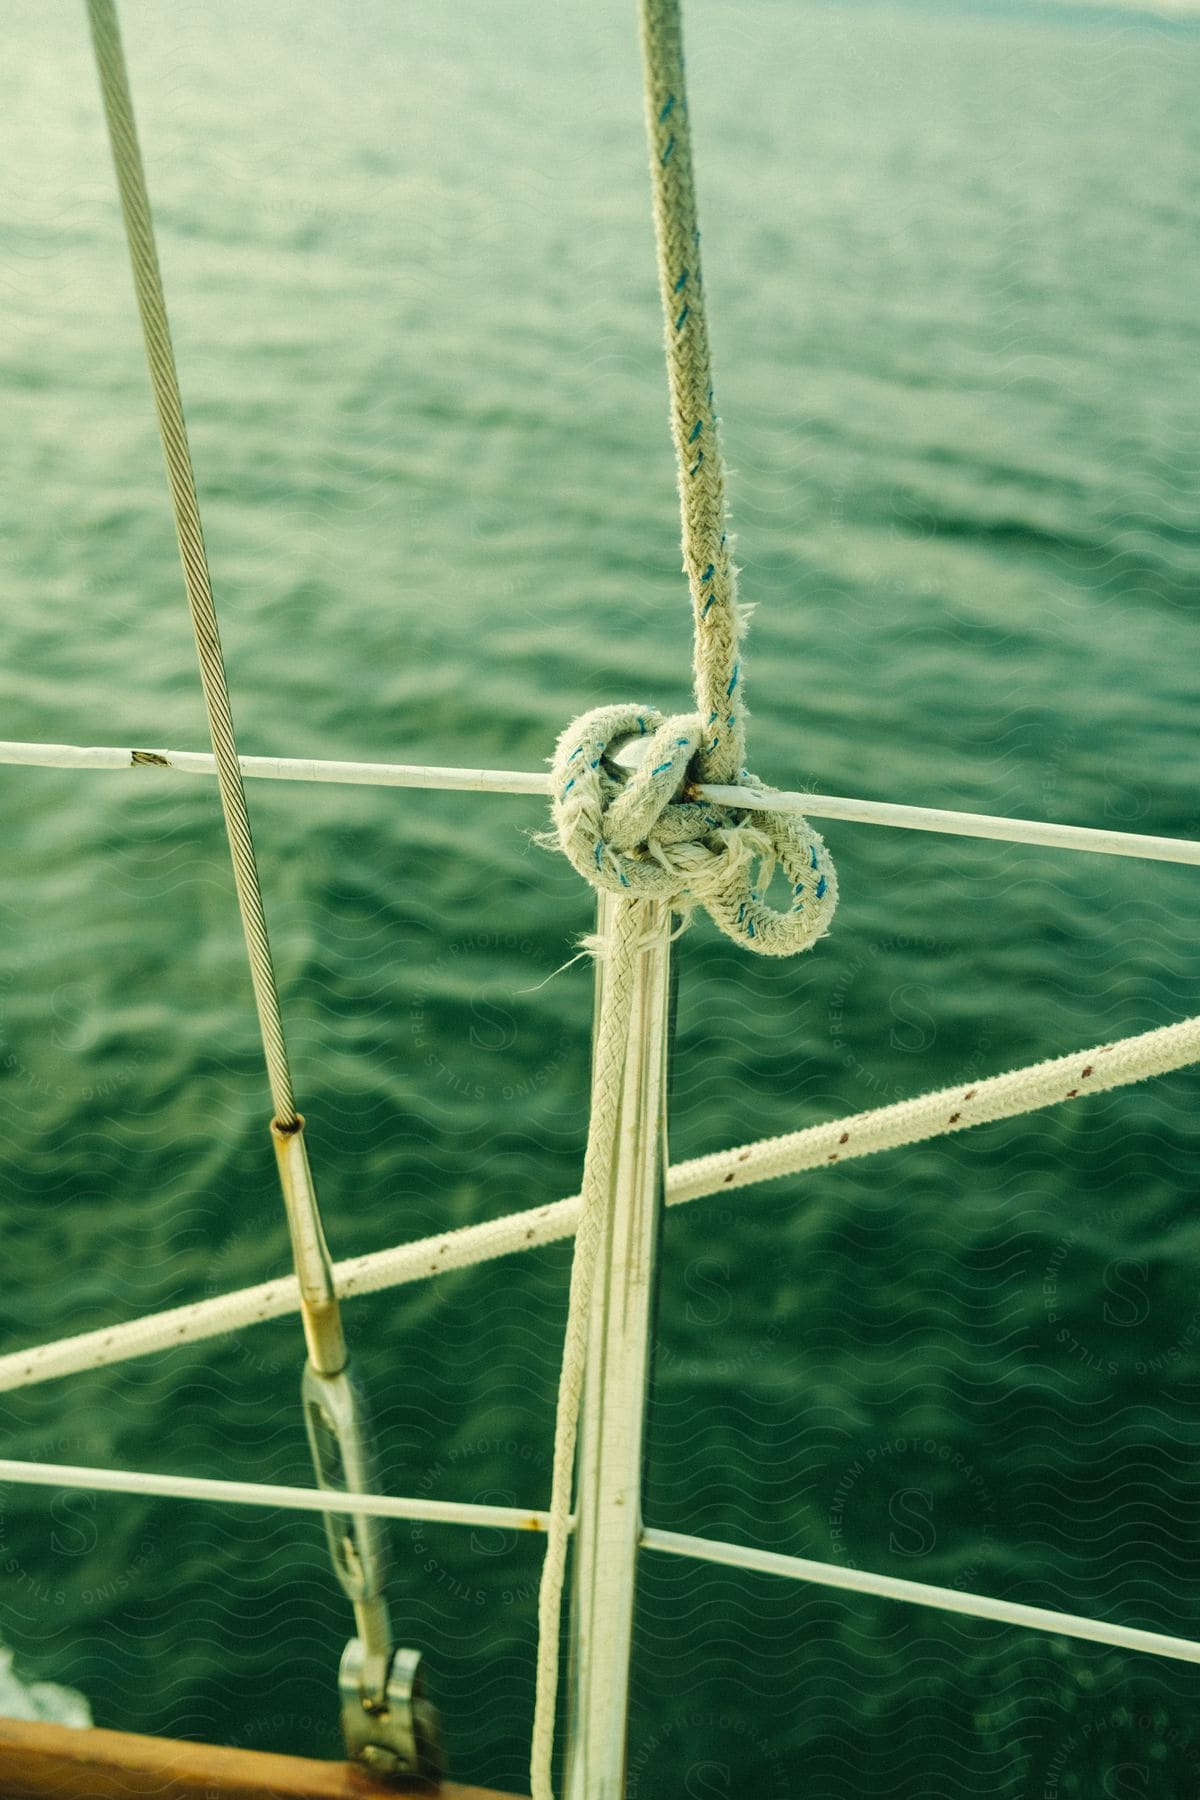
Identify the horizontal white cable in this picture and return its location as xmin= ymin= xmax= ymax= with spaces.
xmin=1 ymin=1012 xmax=1196 ymax=1395
xmin=0 ymin=1457 xmax=556 ymax=1534
xmin=704 ymin=783 xmax=1200 ymax=867
xmin=1 ymin=738 xmax=1196 ymax=865
xmin=0 ymin=738 xmax=549 ymax=797
xmin=0 ymin=1453 xmax=1190 ymax=1667
xmin=642 ymin=1528 xmax=1200 ymax=1666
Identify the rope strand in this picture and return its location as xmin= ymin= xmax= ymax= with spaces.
xmin=0 ymin=1009 xmax=1195 ymax=1392
xmin=530 ymin=900 xmax=646 ymax=1799
xmin=548 ymin=0 xmax=838 ymax=957
xmin=640 ymin=0 xmax=743 ymax=785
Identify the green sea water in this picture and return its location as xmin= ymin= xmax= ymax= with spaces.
xmin=2 ymin=1 xmax=1200 ymax=1793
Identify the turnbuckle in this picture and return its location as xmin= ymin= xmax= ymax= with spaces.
xmin=273 ymin=1117 xmax=442 ymax=1782
xmin=304 ymin=1365 xmax=442 ymax=1781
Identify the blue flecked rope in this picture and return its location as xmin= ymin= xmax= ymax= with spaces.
xmin=547 ymin=0 xmax=838 ymax=960
xmin=551 ymin=702 xmax=837 ymax=956
xmin=537 ymin=8 xmax=840 ymax=1795
xmin=640 ymin=0 xmax=745 ymax=789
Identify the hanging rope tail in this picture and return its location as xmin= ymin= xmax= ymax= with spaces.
xmin=530 ymin=900 xmax=645 ymax=1800
xmin=534 ymin=2 xmax=838 ymax=1794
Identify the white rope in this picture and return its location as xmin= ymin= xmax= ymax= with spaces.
xmin=547 ymin=0 xmax=841 ymax=961
xmin=530 ymin=900 xmax=647 ymax=1800
xmin=551 ymin=705 xmax=838 ymax=954
xmin=640 ymin=1530 xmax=1200 ymax=1667
xmin=0 ymin=1459 xmax=557 ymax=1536
xmin=1 ymin=1009 xmax=1197 ymax=1397
xmin=86 ymin=1 xmax=297 ymax=1127
xmin=640 ymin=3 xmax=742 ymax=788
xmin=535 ymin=0 xmax=841 ymax=1773
xmin=3 ymin=740 xmax=1198 ymax=866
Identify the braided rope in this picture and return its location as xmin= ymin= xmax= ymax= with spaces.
xmin=640 ymin=0 xmax=742 ymax=787
xmin=552 ymin=702 xmax=837 ymax=955
xmin=550 ymin=0 xmax=837 ymax=957
xmin=0 ymin=1009 xmax=1198 ymax=1396
xmin=86 ymin=0 xmax=296 ymax=1126
xmin=535 ymin=2 xmax=837 ymax=1786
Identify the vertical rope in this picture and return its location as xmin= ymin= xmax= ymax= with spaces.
xmin=533 ymin=5 xmax=757 ymax=1790
xmin=640 ymin=0 xmax=744 ymax=787
xmin=531 ymin=900 xmax=644 ymax=1800
xmin=85 ymin=0 xmax=296 ymax=1126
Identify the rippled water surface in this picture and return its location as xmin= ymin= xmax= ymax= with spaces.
xmin=2 ymin=2 xmax=1200 ymax=1793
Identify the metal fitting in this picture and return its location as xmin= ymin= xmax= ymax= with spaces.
xmin=273 ymin=1116 xmax=442 ymax=1779
xmin=340 ymin=1640 xmax=442 ymax=1783
xmin=270 ymin=1116 xmax=346 ymax=1376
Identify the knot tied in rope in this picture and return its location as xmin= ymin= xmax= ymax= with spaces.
xmin=534 ymin=2 xmax=844 ymax=1791
xmin=551 ymin=701 xmax=837 ymax=957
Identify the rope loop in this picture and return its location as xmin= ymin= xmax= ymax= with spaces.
xmin=551 ymin=702 xmax=837 ymax=957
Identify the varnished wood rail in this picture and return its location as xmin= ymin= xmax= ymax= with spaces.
xmin=0 ymin=1717 xmax=526 ymax=1800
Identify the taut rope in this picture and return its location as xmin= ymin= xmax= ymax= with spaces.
xmin=548 ymin=0 xmax=837 ymax=959
xmin=535 ymin=1 xmax=838 ymax=1793
xmin=2 ymin=1008 xmax=1199 ymax=1393
xmin=641 ymin=0 xmax=742 ymax=787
